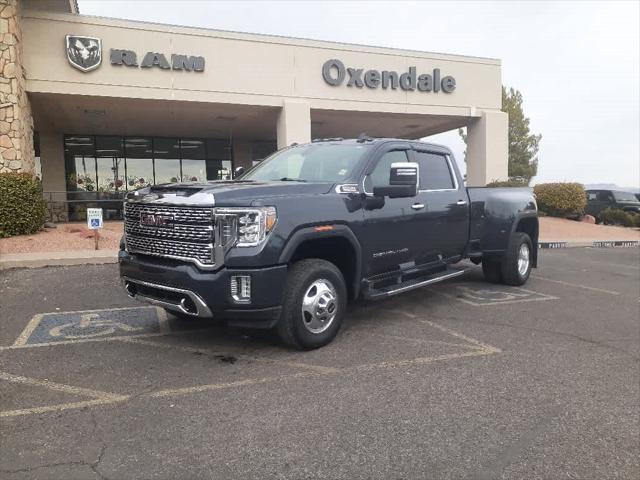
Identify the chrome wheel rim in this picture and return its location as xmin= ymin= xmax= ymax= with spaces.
xmin=517 ymin=243 xmax=530 ymax=277
xmin=301 ymin=279 xmax=338 ymax=334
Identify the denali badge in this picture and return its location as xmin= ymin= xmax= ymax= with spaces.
xmin=140 ymin=213 xmax=173 ymax=228
xmin=66 ymin=35 xmax=102 ymax=72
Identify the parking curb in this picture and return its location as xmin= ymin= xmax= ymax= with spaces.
xmin=0 ymin=250 xmax=119 ymax=270
xmin=538 ymin=240 xmax=640 ymax=249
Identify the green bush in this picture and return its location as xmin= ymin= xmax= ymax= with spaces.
xmin=598 ymin=208 xmax=637 ymax=228
xmin=486 ymin=179 xmax=529 ymax=188
xmin=0 ymin=172 xmax=48 ymax=238
xmin=533 ymin=182 xmax=586 ymax=217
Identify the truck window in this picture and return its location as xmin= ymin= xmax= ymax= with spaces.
xmin=414 ymin=152 xmax=455 ymax=190
xmin=369 ymin=150 xmax=409 ymax=188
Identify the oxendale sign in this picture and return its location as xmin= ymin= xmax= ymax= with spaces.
xmin=322 ymin=59 xmax=456 ymax=93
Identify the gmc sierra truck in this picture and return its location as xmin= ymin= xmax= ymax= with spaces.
xmin=119 ymin=137 xmax=538 ymax=349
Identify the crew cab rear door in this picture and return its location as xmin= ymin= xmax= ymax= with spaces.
xmin=410 ymin=148 xmax=469 ymax=262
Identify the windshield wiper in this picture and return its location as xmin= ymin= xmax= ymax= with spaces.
xmin=277 ymin=177 xmax=307 ymax=182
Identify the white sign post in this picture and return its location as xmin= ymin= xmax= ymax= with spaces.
xmin=87 ymin=208 xmax=103 ymax=250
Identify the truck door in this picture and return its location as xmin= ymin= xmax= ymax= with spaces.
xmin=360 ymin=146 xmax=422 ymax=277
xmin=410 ymin=149 xmax=469 ymax=263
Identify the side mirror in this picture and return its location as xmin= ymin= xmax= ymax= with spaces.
xmin=373 ymin=162 xmax=419 ymax=198
xmin=233 ymin=166 xmax=245 ymax=179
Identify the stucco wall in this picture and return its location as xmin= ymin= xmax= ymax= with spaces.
xmin=21 ymin=11 xmax=502 ymax=116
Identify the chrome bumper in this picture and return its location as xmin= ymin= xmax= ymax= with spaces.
xmin=122 ymin=276 xmax=213 ymax=318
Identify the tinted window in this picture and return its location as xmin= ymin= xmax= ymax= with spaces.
xmin=414 ymin=152 xmax=455 ymax=190
xmin=369 ymin=150 xmax=409 ymax=188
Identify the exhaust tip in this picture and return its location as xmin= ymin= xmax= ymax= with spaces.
xmin=180 ymin=296 xmax=198 ymax=314
xmin=125 ymin=282 xmax=137 ymax=297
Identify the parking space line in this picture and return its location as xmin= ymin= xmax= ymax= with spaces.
xmin=118 ymin=337 xmax=340 ymax=374
xmin=147 ymin=372 xmax=318 ymax=398
xmin=361 ymin=331 xmax=485 ymax=350
xmin=420 ymin=320 xmax=501 ymax=353
xmin=533 ymin=275 xmax=621 ymax=296
xmin=155 ymin=307 xmax=171 ymax=334
xmin=0 ymin=329 xmax=210 ymax=352
xmin=351 ymin=348 xmax=498 ymax=372
xmin=0 ymin=370 xmax=129 ymax=418
xmin=0 ymin=398 xmax=128 ymax=418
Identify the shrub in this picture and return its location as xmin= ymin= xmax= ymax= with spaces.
xmin=598 ymin=208 xmax=636 ymax=227
xmin=486 ymin=179 xmax=529 ymax=188
xmin=0 ymin=172 xmax=48 ymax=238
xmin=533 ymin=182 xmax=586 ymax=217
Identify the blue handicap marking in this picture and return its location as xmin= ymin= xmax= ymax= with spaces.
xmin=23 ymin=307 xmax=163 ymax=346
xmin=90 ymin=218 xmax=100 ymax=227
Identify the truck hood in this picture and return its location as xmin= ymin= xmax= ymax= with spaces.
xmin=126 ymin=180 xmax=335 ymax=206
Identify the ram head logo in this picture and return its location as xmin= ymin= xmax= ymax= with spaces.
xmin=65 ymin=35 xmax=102 ymax=72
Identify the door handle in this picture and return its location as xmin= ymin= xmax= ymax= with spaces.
xmin=411 ymin=203 xmax=425 ymax=210
xmin=456 ymin=200 xmax=467 ymax=206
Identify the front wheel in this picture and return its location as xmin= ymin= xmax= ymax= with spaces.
xmin=276 ymin=259 xmax=347 ymax=350
xmin=501 ymin=232 xmax=533 ymax=286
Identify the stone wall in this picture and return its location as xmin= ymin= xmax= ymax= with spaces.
xmin=0 ymin=0 xmax=35 ymax=175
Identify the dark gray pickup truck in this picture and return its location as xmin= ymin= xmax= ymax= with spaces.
xmin=119 ymin=137 xmax=538 ymax=349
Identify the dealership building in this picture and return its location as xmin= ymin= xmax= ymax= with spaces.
xmin=1 ymin=0 xmax=507 ymax=221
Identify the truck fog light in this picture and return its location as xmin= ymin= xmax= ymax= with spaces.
xmin=230 ymin=275 xmax=251 ymax=303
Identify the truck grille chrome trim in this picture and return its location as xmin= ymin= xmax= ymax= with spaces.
xmin=124 ymin=203 xmax=237 ymax=269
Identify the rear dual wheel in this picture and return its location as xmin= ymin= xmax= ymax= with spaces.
xmin=482 ymin=232 xmax=533 ymax=286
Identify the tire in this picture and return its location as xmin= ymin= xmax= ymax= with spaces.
xmin=500 ymin=232 xmax=533 ymax=286
xmin=276 ymin=259 xmax=347 ymax=350
xmin=482 ymin=259 xmax=503 ymax=283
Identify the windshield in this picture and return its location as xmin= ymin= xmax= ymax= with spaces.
xmin=242 ymin=143 xmax=370 ymax=182
xmin=613 ymin=191 xmax=640 ymax=202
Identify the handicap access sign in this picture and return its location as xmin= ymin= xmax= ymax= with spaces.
xmin=87 ymin=208 xmax=103 ymax=230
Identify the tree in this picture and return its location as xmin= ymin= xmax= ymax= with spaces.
xmin=459 ymin=86 xmax=541 ymax=185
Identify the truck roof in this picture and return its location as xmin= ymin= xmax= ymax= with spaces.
xmin=307 ymin=137 xmax=453 ymax=155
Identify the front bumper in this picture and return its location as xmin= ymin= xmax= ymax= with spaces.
xmin=119 ymin=250 xmax=287 ymax=328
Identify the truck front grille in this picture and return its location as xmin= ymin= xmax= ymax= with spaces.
xmin=124 ymin=203 xmax=216 ymax=267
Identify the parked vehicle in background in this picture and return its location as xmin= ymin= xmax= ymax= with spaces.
xmin=635 ymin=193 xmax=640 ymax=202
xmin=119 ymin=137 xmax=538 ymax=349
xmin=585 ymin=189 xmax=640 ymax=218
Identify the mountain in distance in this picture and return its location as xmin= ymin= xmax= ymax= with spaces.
xmin=584 ymin=183 xmax=639 ymax=193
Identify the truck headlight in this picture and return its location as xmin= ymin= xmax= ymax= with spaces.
xmin=217 ymin=207 xmax=277 ymax=247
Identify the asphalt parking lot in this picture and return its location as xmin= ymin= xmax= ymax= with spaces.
xmin=1 ymin=247 xmax=638 ymax=479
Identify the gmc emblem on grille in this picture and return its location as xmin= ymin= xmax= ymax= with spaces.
xmin=140 ymin=213 xmax=173 ymax=228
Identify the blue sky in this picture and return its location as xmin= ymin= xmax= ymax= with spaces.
xmin=79 ymin=0 xmax=640 ymax=187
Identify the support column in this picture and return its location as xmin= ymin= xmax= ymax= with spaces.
xmin=0 ymin=0 xmax=35 ymax=175
xmin=465 ymin=110 xmax=508 ymax=186
xmin=39 ymin=131 xmax=67 ymax=222
xmin=276 ymin=100 xmax=311 ymax=149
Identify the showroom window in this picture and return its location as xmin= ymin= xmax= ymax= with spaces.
xmin=63 ymin=135 xmax=232 ymax=220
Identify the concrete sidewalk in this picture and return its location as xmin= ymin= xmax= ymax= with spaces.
xmin=0 ymin=249 xmax=119 ymax=270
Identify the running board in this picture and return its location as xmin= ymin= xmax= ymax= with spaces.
xmin=364 ymin=268 xmax=467 ymax=300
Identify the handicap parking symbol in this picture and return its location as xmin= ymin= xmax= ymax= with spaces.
xmin=90 ymin=218 xmax=100 ymax=228
xmin=15 ymin=307 xmax=166 ymax=346
xmin=451 ymin=284 xmax=557 ymax=306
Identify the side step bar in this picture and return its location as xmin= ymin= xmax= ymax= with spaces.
xmin=364 ymin=267 xmax=466 ymax=300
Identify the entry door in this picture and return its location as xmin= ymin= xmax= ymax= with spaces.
xmin=361 ymin=147 xmax=424 ymax=277
xmin=410 ymin=150 xmax=469 ymax=263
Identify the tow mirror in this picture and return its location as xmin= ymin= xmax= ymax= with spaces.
xmin=373 ymin=162 xmax=419 ymax=198
xmin=233 ymin=166 xmax=245 ymax=179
